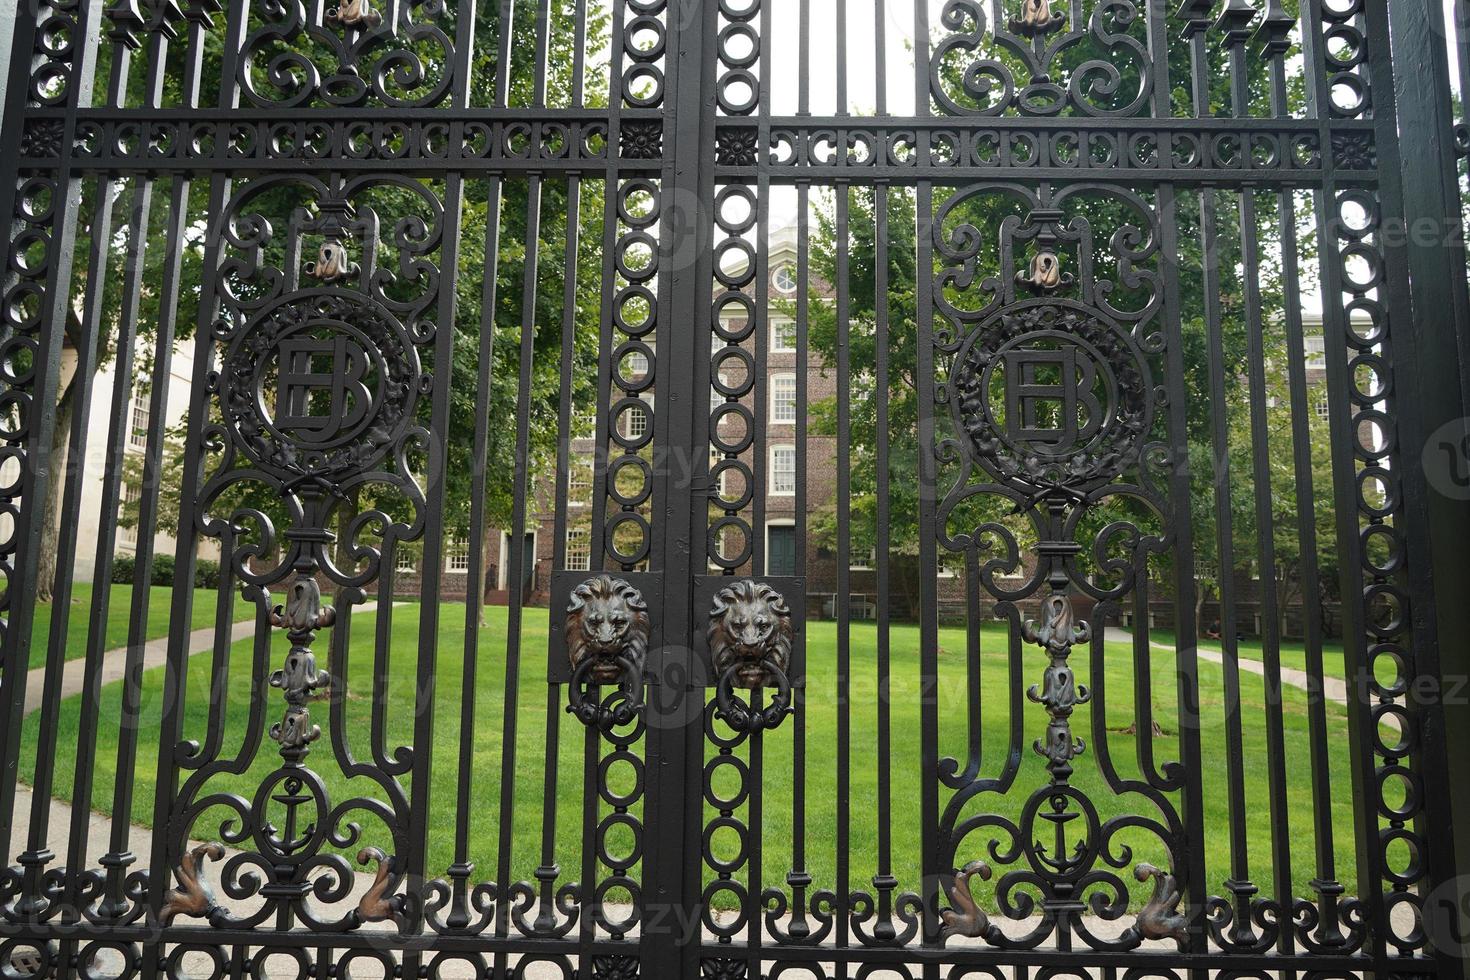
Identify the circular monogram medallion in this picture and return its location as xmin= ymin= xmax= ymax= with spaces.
xmin=950 ymin=299 xmax=1153 ymax=494
xmin=221 ymin=290 xmax=422 ymax=485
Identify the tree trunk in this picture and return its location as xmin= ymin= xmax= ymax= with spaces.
xmin=480 ymin=527 xmax=497 ymax=627
xmin=35 ymin=376 xmax=77 ymax=603
xmin=894 ymin=552 xmax=924 ymax=623
xmin=1194 ymin=582 xmax=1212 ymax=640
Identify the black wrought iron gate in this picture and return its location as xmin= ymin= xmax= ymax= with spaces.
xmin=2 ymin=0 xmax=1470 ymax=978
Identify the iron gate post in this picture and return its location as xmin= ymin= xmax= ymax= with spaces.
xmin=641 ymin=0 xmax=717 ymax=976
xmin=1380 ymin=3 xmax=1470 ymax=978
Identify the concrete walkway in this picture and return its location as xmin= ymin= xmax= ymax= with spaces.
xmin=22 ymin=619 xmax=259 ymax=715
xmin=1106 ymin=627 xmax=1349 ymax=705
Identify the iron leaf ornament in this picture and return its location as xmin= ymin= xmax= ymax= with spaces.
xmin=1132 ymin=863 xmax=1189 ymax=948
xmin=160 ymin=843 xmax=226 ymax=926
xmin=1009 ymin=0 xmax=1066 ymax=38
xmin=268 ymin=575 xmax=335 ymax=757
xmin=1024 ymin=592 xmax=1093 ymax=777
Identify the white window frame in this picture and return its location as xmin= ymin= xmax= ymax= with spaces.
xmin=128 ymin=375 xmax=151 ymax=450
xmin=624 ymin=349 xmax=650 ymax=379
xmin=623 ymin=399 xmax=651 ymax=440
xmin=445 ymin=537 xmax=471 ymax=573
xmin=119 ymin=480 xmax=141 ymax=547
xmin=565 ymin=527 xmax=591 ymax=572
xmin=769 ymin=444 xmax=797 ymax=496
xmin=567 ymin=458 xmax=592 ymax=507
xmin=770 ymin=317 xmax=797 ymax=353
xmin=850 ymin=546 xmax=876 ymax=572
xmin=708 ymin=447 xmax=730 ymax=499
xmin=773 ymin=262 xmax=797 ymax=294
xmin=396 ymin=548 xmax=418 ymax=574
xmin=770 ymin=372 xmax=797 ymax=424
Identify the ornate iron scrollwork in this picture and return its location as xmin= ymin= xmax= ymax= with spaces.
xmin=158 ymin=182 xmax=429 ymax=928
xmin=929 ymin=0 xmax=1152 ymax=117
xmin=937 ymin=202 xmax=1184 ymax=951
xmin=565 ymin=575 xmax=649 ymax=730
xmin=708 ymin=580 xmax=794 ymax=733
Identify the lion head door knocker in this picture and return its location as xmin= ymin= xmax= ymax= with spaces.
xmin=565 ymin=575 xmax=649 ymax=730
xmin=708 ymin=580 xmax=794 ymax=732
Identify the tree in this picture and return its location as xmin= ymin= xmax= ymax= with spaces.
xmin=95 ymin=2 xmax=613 ymax=621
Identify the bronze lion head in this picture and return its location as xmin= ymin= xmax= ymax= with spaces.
xmin=567 ymin=575 xmax=649 ymax=684
xmin=708 ymin=580 xmax=792 ymax=689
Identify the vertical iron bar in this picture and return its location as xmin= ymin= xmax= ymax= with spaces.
xmin=645 ymin=0 xmax=713 ymax=976
xmin=1227 ymin=28 xmax=1294 ymax=948
xmin=913 ymin=0 xmax=940 ymax=964
xmin=493 ymin=3 xmax=552 ymax=950
xmin=144 ymin=0 xmax=248 ymax=947
xmin=1149 ymin=0 xmax=1209 ymax=960
xmin=1188 ymin=14 xmax=1256 ymax=928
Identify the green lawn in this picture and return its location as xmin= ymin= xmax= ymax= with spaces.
xmin=24 ymin=582 xmax=254 ymax=670
xmin=20 ymin=601 xmax=1366 ymax=913
xmin=1133 ymin=628 xmax=1349 ymax=681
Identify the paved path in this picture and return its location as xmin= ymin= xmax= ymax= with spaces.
xmin=21 ymin=602 xmax=403 ymax=716
xmin=1105 ymin=627 xmax=1349 ymax=705
xmin=22 ymin=619 xmax=260 ymax=715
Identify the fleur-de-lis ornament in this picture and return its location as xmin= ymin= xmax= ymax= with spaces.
xmin=1018 ymin=249 xmax=1072 ymax=294
xmin=268 ymin=576 xmax=334 ymax=760
xmin=1010 ymin=0 xmax=1066 ymax=37
xmin=305 ymin=239 xmax=359 ymax=283
xmin=326 ymin=0 xmax=381 ymax=28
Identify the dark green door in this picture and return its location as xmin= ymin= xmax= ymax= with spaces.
xmin=767 ymin=525 xmax=796 ymax=577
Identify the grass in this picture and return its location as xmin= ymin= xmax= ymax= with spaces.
xmin=20 ymin=600 xmax=1371 ymax=913
xmin=24 ymin=582 xmax=254 ymax=670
